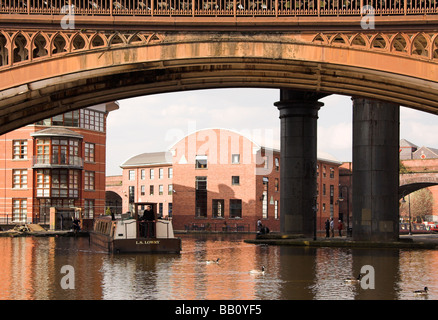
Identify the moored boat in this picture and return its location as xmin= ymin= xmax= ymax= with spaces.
xmin=90 ymin=202 xmax=181 ymax=254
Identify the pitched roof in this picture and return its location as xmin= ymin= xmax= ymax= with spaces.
xmin=413 ymin=146 xmax=438 ymax=159
xmin=317 ymin=150 xmax=342 ymax=164
xmin=400 ymin=139 xmax=418 ymax=148
xmin=30 ymin=127 xmax=83 ymax=139
xmin=120 ymin=151 xmax=172 ymax=168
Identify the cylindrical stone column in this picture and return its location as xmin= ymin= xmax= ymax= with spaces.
xmin=352 ymin=97 xmax=400 ymax=242
xmin=275 ymin=90 xmax=323 ymax=237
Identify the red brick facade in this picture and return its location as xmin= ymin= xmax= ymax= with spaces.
xmin=170 ymin=129 xmax=281 ymax=232
xmin=0 ymin=103 xmax=115 ymax=226
xmin=111 ymin=128 xmax=341 ymax=233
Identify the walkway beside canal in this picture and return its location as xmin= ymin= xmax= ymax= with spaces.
xmin=245 ymin=234 xmax=438 ymax=249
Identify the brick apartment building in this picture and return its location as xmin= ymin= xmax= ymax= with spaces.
xmin=110 ymin=128 xmax=342 ymax=233
xmin=0 ymin=102 xmax=117 ymax=229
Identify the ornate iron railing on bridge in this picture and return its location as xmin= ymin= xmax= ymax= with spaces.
xmin=0 ymin=0 xmax=437 ymax=16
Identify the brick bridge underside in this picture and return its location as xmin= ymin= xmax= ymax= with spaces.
xmin=1 ymin=28 xmax=438 ymax=134
xmin=399 ymin=173 xmax=438 ymax=198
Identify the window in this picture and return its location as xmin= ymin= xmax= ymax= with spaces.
xmin=129 ymin=170 xmax=135 ymax=181
xmin=36 ymin=169 xmax=50 ymax=197
xmin=168 ymin=184 xmax=173 ymax=195
xmin=84 ymin=199 xmax=94 ymax=218
xmin=168 ymin=167 xmax=173 ymax=179
xmin=51 ymin=139 xmax=67 ymax=165
xmin=35 ymin=138 xmax=81 ymax=166
xmin=196 ymin=176 xmax=207 ymax=190
xmin=149 ymin=185 xmax=154 ymax=195
xmin=230 ymin=199 xmax=242 ymax=218
xmin=158 ymin=203 xmax=163 ymax=217
xmin=52 ymin=139 xmax=80 ymax=166
xmin=51 ymin=169 xmax=68 ymax=197
xmin=330 ymin=185 xmax=334 ymax=205
xmin=63 ymin=111 xmax=78 ymax=127
xmin=323 ymin=184 xmax=326 ymax=196
xmin=168 ymin=203 xmax=173 ymax=217
xmin=159 ymin=185 xmax=163 ymax=195
xmin=195 ymin=176 xmax=207 ymax=217
xmin=263 ymin=156 xmax=269 ymax=169
xmin=37 ymin=110 xmax=80 ymax=128
xmin=275 ymin=157 xmax=279 ymax=171
xmin=12 ymin=169 xmax=27 ymax=189
xmin=275 ymin=178 xmax=279 ymax=192
xmin=159 ymin=168 xmax=163 ymax=179
xmin=274 ymin=200 xmax=278 ymax=219
xmin=212 ymin=199 xmax=224 ymax=218
xmin=262 ymin=178 xmax=268 ymax=219
xmin=49 ymin=169 xmax=79 ymax=198
xmin=195 ymin=155 xmax=208 ymax=169
xmin=141 ymin=185 xmax=145 ymax=196
xmin=12 ymin=199 xmax=27 ymax=222
xmin=80 ymin=109 xmax=105 ymax=132
xmin=330 ymin=167 xmax=335 ymax=178
xmin=232 ymin=154 xmax=240 ymax=164
xmin=69 ymin=170 xmax=79 ymax=197
xmin=85 ymin=171 xmax=95 ymax=191
xmin=36 ymin=139 xmax=50 ymax=164
xmin=232 ymin=176 xmax=240 ymax=185
xmin=128 ymin=186 xmax=135 ymax=203
xmin=323 ymin=166 xmax=326 ymax=178
xmin=141 ymin=169 xmax=145 ymax=180
xmin=84 ymin=143 xmax=95 ymax=162
xmin=52 ymin=114 xmax=63 ymax=126
xmin=150 ymin=169 xmax=154 ymax=180
xmin=13 ymin=140 xmax=27 ymax=159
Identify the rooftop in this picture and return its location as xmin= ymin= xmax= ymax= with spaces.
xmin=121 ymin=151 xmax=172 ymax=168
xmin=30 ymin=127 xmax=84 ymax=139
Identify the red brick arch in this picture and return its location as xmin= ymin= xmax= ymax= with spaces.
xmin=399 ymin=173 xmax=438 ymax=198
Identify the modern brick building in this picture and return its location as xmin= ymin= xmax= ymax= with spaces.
xmin=0 ymin=102 xmax=117 ymax=229
xmin=112 ymin=128 xmax=342 ymax=233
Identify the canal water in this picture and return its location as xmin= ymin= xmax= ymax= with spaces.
xmin=0 ymin=234 xmax=436 ymax=300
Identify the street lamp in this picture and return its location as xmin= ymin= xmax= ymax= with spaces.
xmin=339 ymin=185 xmax=350 ymax=237
xmin=313 ymin=194 xmax=318 ymax=241
xmin=401 ymin=192 xmax=412 ymax=236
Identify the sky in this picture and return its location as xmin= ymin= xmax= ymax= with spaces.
xmin=105 ymin=88 xmax=438 ymax=176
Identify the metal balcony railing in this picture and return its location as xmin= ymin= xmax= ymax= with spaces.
xmin=32 ymin=155 xmax=84 ymax=168
xmin=0 ymin=0 xmax=436 ymax=16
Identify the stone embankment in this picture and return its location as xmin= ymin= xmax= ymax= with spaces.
xmin=245 ymin=233 xmax=438 ymax=249
xmin=0 ymin=224 xmax=88 ymax=237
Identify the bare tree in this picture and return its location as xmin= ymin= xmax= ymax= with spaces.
xmin=400 ymin=188 xmax=434 ymax=222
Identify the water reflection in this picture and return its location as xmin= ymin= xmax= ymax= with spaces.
xmin=0 ymin=234 xmax=436 ymax=300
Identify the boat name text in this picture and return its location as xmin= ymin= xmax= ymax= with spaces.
xmin=136 ymin=240 xmax=160 ymax=245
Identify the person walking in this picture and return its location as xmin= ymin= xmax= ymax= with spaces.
xmin=330 ymin=218 xmax=334 ymax=237
xmin=325 ymin=219 xmax=330 ymax=238
xmin=338 ymin=220 xmax=343 ymax=237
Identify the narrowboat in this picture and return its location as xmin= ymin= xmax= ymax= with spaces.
xmin=89 ymin=202 xmax=181 ymax=254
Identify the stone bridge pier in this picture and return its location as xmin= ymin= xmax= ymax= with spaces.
xmin=276 ymin=92 xmax=400 ymax=242
xmin=351 ymin=98 xmax=400 ymax=242
xmin=275 ymin=89 xmax=325 ymax=237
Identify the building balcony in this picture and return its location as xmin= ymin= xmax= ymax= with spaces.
xmin=32 ymin=155 xmax=84 ymax=169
